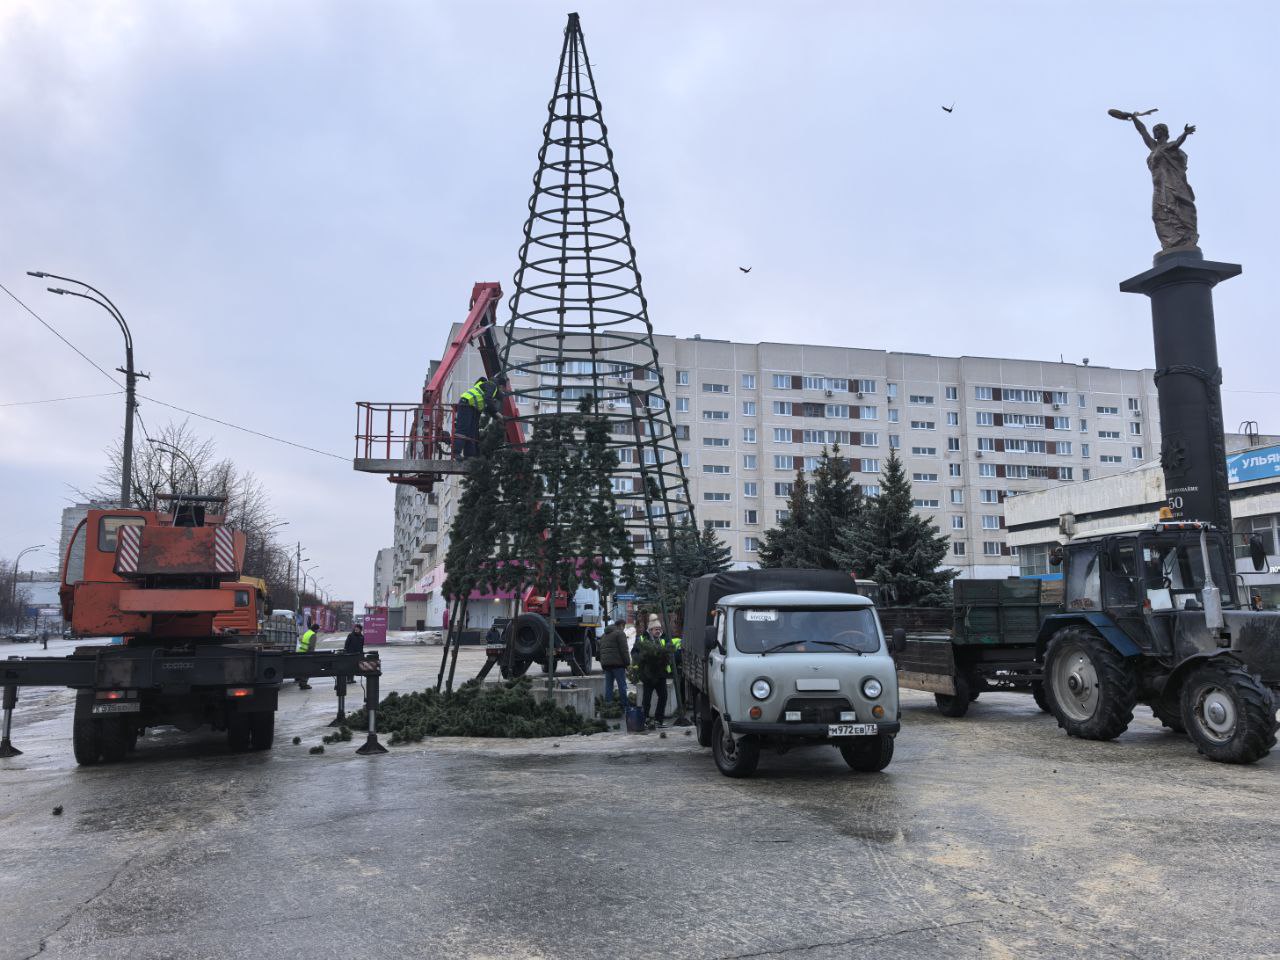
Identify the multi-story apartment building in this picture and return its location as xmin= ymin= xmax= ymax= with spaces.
xmin=380 ymin=327 xmax=1160 ymax=626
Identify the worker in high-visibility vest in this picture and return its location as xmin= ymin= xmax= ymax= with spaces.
xmin=452 ymin=378 xmax=492 ymax=460
xmin=296 ymin=622 xmax=317 ymax=689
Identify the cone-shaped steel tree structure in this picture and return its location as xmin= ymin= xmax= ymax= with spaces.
xmin=498 ymin=12 xmax=693 ymax=568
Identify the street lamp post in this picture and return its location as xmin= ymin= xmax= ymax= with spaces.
xmin=146 ymin=439 xmax=199 ymax=494
xmin=10 ymin=545 xmax=44 ymax=633
xmin=28 ymin=272 xmax=149 ymax=507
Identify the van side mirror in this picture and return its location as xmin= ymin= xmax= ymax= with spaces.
xmin=1249 ymin=534 xmax=1268 ymax=572
xmin=891 ymin=627 xmax=907 ymax=656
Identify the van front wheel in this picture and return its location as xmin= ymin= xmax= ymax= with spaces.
xmin=840 ymin=734 xmax=894 ymax=772
xmin=711 ymin=716 xmax=759 ymax=778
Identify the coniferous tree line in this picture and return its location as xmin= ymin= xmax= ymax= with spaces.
xmin=758 ymin=445 xmax=956 ymax=606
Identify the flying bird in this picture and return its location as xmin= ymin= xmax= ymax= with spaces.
xmin=739 ymin=266 xmax=752 ymax=274
xmin=941 ymin=103 xmax=955 ymax=114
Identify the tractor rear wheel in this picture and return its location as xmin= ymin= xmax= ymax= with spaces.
xmin=99 ymin=717 xmax=132 ymax=762
xmin=934 ymin=672 xmax=971 ymax=718
xmin=1045 ymin=628 xmax=1136 ymax=741
xmin=1150 ymin=699 xmax=1186 ymax=734
xmin=1180 ymin=661 xmax=1277 ymax=764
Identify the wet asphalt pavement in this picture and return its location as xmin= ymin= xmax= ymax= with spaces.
xmin=1 ymin=637 xmax=1277 ymax=960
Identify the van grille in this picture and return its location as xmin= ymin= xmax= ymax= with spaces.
xmin=778 ymin=697 xmax=852 ymax=724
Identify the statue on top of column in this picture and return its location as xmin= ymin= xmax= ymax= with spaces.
xmin=1110 ymin=108 xmax=1199 ymax=251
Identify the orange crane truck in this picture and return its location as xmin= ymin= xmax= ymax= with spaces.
xmin=0 ymin=495 xmax=386 ymax=764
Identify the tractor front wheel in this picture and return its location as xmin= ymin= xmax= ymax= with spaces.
xmin=1180 ymin=661 xmax=1277 ymax=764
xmin=1044 ymin=628 xmax=1136 ymax=741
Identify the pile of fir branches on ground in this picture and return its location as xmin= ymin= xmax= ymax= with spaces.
xmin=344 ymin=676 xmax=607 ymax=744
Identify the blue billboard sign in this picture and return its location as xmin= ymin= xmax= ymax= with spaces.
xmin=1226 ymin=444 xmax=1280 ymax=485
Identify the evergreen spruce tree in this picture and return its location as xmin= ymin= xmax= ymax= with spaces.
xmin=636 ymin=518 xmax=732 ymax=628
xmin=758 ymin=466 xmax=814 ymax=568
xmin=808 ymin=445 xmax=864 ymax=569
xmin=834 ymin=447 xmax=956 ymax=606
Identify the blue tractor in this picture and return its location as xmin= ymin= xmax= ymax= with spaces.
xmin=1038 ymin=520 xmax=1279 ymax=764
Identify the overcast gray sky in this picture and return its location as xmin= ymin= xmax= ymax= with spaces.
xmin=3 ymin=0 xmax=1277 ymax=602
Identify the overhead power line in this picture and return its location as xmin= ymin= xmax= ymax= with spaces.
xmin=138 ymin=394 xmax=346 ymax=460
xmin=0 ymin=390 xmax=124 ymax=408
xmin=0 ymin=279 xmax=123 ymax=389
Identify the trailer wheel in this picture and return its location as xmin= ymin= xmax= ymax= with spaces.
xmin=250 ymin=711 xmax=275 ymax=751
xmin=226 ymin=714 xmax=252 ymax=752
xmin=934 ymin=673 xmax=972 ymax=718
xmin=1045 ymin=628 xmax=1136 ymax=741
xmin=1180 ymin=661 xmax=1277 ymax=764
xmin=1031 ymin=681 xmax=1052 ymax=714
xmin=839 ymin=733 xmax=894 ymax=772
xmin=695 ymin=693 xmax=714 ymax=747
xmin=500 ymin=658 xmax=532 ymax=679
xmin=1150 ymin=699 xmax=1186 ymax=734
xmin=711 ymin=716 xmax=759 ymax=778
xmin=99 ymin=717 xmax=132 ymax=762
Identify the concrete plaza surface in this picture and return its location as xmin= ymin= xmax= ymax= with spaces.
xmin=0 ymin=637 xmax=1276 ymax=960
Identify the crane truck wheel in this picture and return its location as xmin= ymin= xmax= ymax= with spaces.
xmin=226 ymin=714 xmax=252 ymax=752
xmin=934 ymin=672 xmax=972 ymax=718
xmin=99 ymin=717 xmax=133 ymax=762
xmin=1180 ymin=661 xmax=1277 ymax=764
xmin=249 ymin=711 xmax=275 ymax=750
xmin=71 ymin=692 xmax=101 ymax=766
xmin=1045 ymin=628 xmax=1136 ymax=741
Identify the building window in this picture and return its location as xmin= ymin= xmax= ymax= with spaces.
xmin=1019 ymin=544 xmax=1052 ymax=576
xmin=946 ymin=411 xmax=959 ymax=427
xmin=945 ymin=386 xmax=958 ymax=401
xmin=1059 ymin=467 xmax=1074 ymax=480
xmin=1081 ymin=442 xmax=1090 ymax=458
xmin=676 ymin=370 xmax=689 ymax=385
xmin=862 ymin=484 xmax=881 ymax=497
xmin=909 ymin=394 xmax=934 ymax=405
xmin=912 ymin=472 xmax=939 ymax=482
xmin=703 ymin=410 xmax=729 ymax=420
xmin=857 ymin=379 xmax=877 ymax=394
xmin=947 ymin=437 xmax=961 ymax=452
xmin=676 ymin=397 xmax=689 ymax=413
xmin=953 ymin=541 xmax=967 ymax=556
xmin=982 ymin=541 xmax=1003 ymax=556
xmin=1051 ymin=391 xmax=1069 ymax=405
xmin=703 ymin=464 xmax=730 ymax=474
xmin=704 ymin=519 xmax=731 ymax=530
xmin=1053 ymin=416 xmax=1071 ymax=430
xmin=826 ymin=404 xmax=851 ymax=418
xmin=743 ymin=509 xmax=758 ymax=525
xmin=744 ymin=537 xmax=760 ymax=553
xmin=744 ymin=481 xmax=758 ymax=497
xmin=773 ymin=428 xmax=792 ymax=443
xmin=980 ymin=489 xmax=1000 ymax=503
xmin=949 ymin=489 xmax=964 ymax=505
xmin=1080 ymin=418 xmax=1088 ymax=432
xmin=742 ymin=400 xmax=757 ymax=416
xmin=1100 ymin=454 xmax=1122 ymax=464
xmin=772 ymin=401 xmax=792 ymax=415
xmin=860 ymin=458 xmax=880 ymax=473
xmin=975 ymin=386 xmax=994 ymax=401
xmin=1096 ymin=405 xmax=1119 ymax=416
xmin=949 ymin=463 xmax=962 ymax=477
xmin=703 ymin=382 xmax=729 ymax=393
xmin=951 ymin=514 xmax=965 ymax=528
xmin=1127 ymin=397 xmax=1141 ymax=412
xmin=977 ymin=437 xmax=995 ymax=451
xmin=774 ymin=482 xmax=793 ymax=497
xmin=976 ymin=411 xmax=994 ymax=426
xmin=888 ymin=434 xmax=901 ymax=449
xmin=1132 ymin=446 xmax=1144 ymax=460
xmin=742 ymin=373 xmax=757 ymax=390
xmin=887 ymin=408 xmax=900 ymax=423
xmin=1078 ymin=393 xmax=1087 ymax=407
xmin=911 ymin=420 xmax=936 ymax=430
xmin=772 ymin=374 xmax=792 ymax=389
xmin=1099 ymin=430 xmax=1120 ymax=440
xmin=886 ymin=383 xmax=898 ymax=399
xmin=681 ymin=453 xmax=690 ymax=467
xmin=1006 ymin=464 xmax=1028 ymax=479
xmin=743 ymin=454 xmax=757 ymax=469
xmin=911 ymin=446 xmax=938 ymax=457
xmin=1130 ymin=422 xmax=1143 ymax=436
xmin=776 ymin=510 xmax=790 ymax=523
xmin=774 ymin=455 xmax=794 ymax=470
xmin=703 ymin=492 xmax=731 ymax=502
xmin=862 ymin=432 xmax=879 ymax=446
xmin=859 ymin=405 xmax=879 ymax=420
xmin=1057 ymin=441 xmax=1072 ymax=455
xmin=912 ymin=498 xmax=941 ymax=509
xmin=704 ymin=436 xmax=730 ymax=447
xmin=743 ymin=427 xmax=757 ymax=443
xmin=981 ymin=515 xmax=1000 ymax=530
xmin=1082 ymin=468 xmax=1091 ymax=481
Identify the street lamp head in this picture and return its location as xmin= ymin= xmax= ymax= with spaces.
xmin=47 ymin=287 xmax=68 ymax=295
xmin=26 ymin=270 xmax=47 ymax=278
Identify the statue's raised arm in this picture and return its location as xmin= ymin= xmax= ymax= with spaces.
xmin=1131 ymin=115 xmax=1157 ymax=149
xmin=1110 ymin=107 xmax=1199 ymax=251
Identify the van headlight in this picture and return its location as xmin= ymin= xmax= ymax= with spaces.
xmin=750 ymin=678 xmax=772 ymax=700
xmin=861 ymin=678 xmax=883 ymax=699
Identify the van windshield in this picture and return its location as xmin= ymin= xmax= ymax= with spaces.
xmin=732 ymin=607 xmax=880 ymax=654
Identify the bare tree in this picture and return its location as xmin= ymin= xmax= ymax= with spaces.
xmin=0 ymin=560 xmax=34 ymax=632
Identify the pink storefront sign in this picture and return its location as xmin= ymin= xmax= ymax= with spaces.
xmin=362 ymin=607 xmax=388 ymax=646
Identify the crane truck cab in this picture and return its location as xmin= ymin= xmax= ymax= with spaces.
xmin=683 ymin=570 xmax=902 ymax=778
xmin=1039 ymin=519 xmax=1280 ymax=763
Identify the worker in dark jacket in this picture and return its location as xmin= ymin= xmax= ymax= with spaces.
xmin=597 ymin=620 xmax=630 ymax=706
xmin=635 ymin=615 xmax=674 ymax=726
xmin=339 ymin=622 xmax=364 ymax=689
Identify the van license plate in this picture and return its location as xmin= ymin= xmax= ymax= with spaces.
xmin=91 ymin=703 xmax=140 ymax=715
xmin=827 ymin=723 xmax=876 ymax=737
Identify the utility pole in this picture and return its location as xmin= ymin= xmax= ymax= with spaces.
xmin=29 ymin=272 xmax=149 ymax=507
